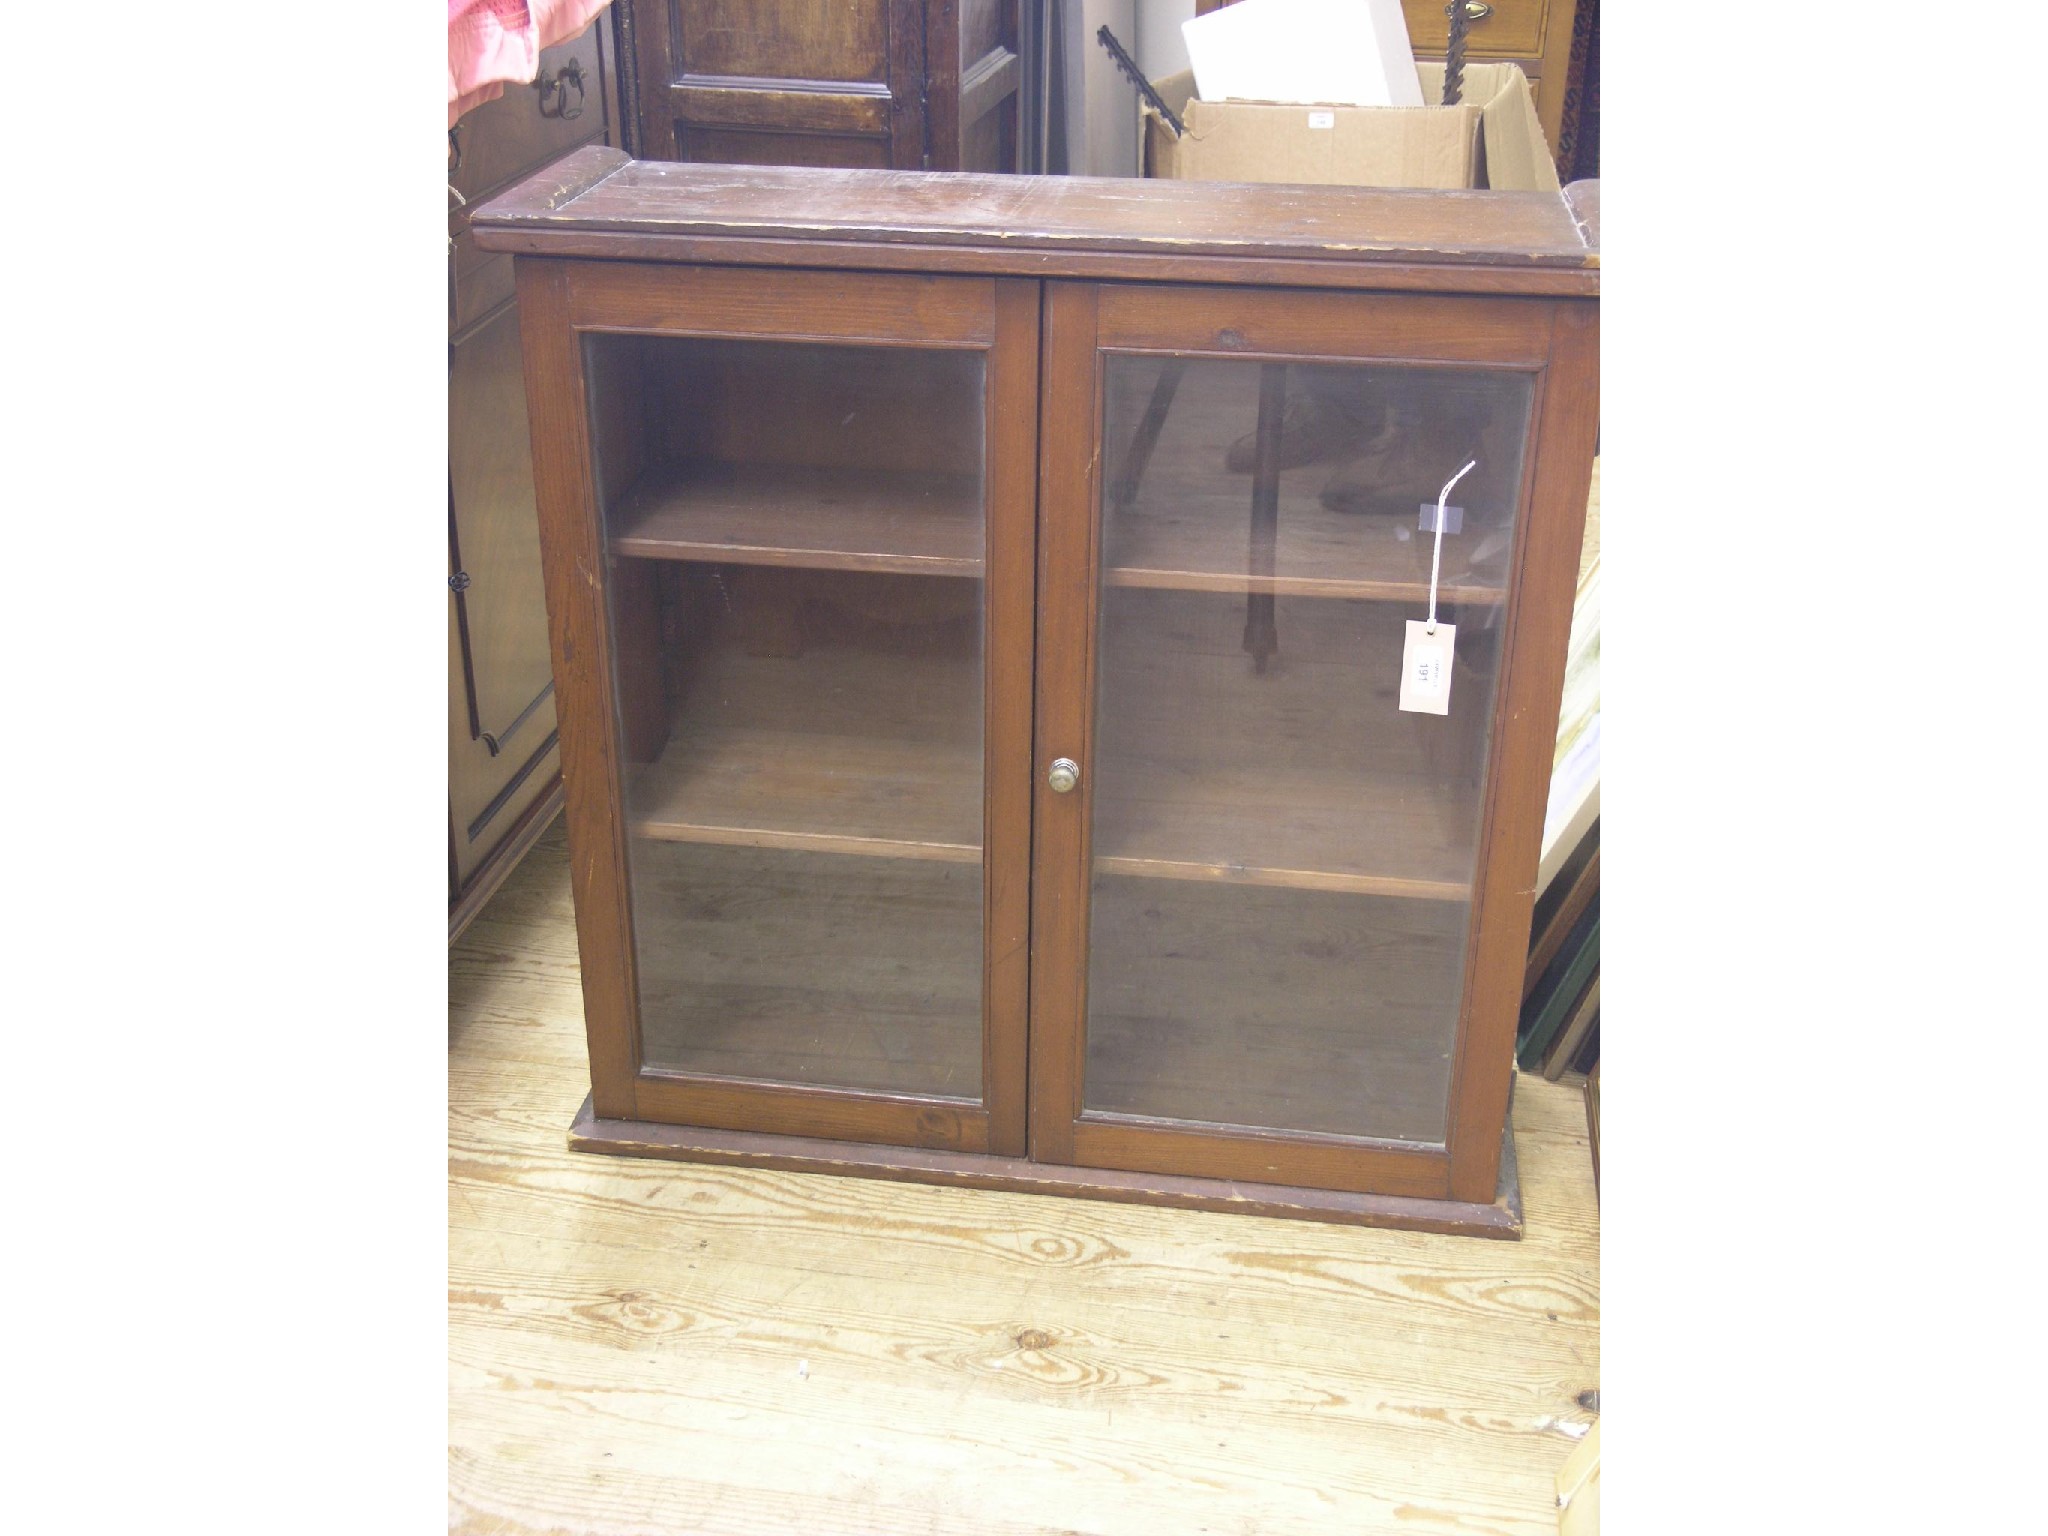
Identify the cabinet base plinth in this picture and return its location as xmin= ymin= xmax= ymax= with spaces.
xmin=567 ymin=1095 xmax=1522 ymax=1238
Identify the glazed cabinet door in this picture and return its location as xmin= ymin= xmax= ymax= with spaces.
xmin=519 ymin=260 xmax=1039 ymax=1155
xmin=1030 ymin=282 xmax=1597 ymax=1203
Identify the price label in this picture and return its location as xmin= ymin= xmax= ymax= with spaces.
xmin=1399 ymin=620 xmax=1456 ymax=714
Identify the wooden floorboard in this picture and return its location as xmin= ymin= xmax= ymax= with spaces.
xmin=450 ymin=821 xmax=1600 ymax=1536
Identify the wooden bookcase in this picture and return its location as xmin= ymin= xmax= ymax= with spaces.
xmin=472 ymin=151 xmax=1599 ymax=1236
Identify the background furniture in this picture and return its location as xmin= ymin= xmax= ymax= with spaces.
xmin=448 ymin=13 xmax=622 ymax=940
xmin=1193 ymin=0 xmax=1583 ymax=166
xmin=473 ymin=150 xmax=1599 ymax=1234
xmin=617 ymin=0 xmax=1020 ymax=169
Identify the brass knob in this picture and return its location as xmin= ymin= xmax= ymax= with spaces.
xmin=1446 ymin=1 xmax=1493 ymax=19
xmin=1047 ymin=758 xmax=1080 ymax=794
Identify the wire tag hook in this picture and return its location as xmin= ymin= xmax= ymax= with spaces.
xmin=1401 ymin=459 xmax=1477 ymax=715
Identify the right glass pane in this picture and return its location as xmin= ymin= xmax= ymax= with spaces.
xmin=1083 ymin=356 xmax=1535 ymax=1145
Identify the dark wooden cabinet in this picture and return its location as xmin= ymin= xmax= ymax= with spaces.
xmin=620 ymin=0 xmax=1018 ymax=170
xmin=472 ymin=151 xmax=1599 ymax=1233
xmin=449 ymin=15 xmax=622 ymax=939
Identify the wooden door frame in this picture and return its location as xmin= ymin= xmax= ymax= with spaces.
xmin=516 ymin=256 xmax=1039 ymax=1157
xmin=1027 ymin=279 xmax=1594 ymax=1201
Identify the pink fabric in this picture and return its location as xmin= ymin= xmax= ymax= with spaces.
xmin=449 ymin=0 xmax=612 ymax=128
xmin=530 ymin=0 xmax=612 ymax=52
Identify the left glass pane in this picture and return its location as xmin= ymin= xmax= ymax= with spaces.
xmin=583 ymin=335 xmax=987 ymax=1100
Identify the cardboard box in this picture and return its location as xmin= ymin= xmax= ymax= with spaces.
xmin=1143 ymin=62 xmax=1559 ymax=193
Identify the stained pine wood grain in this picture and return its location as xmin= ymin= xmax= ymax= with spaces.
xmin=451 ymin=825 xmax=1600 ymax=1535
xmin=473 ymin=149 xmax=1598 ymax=275
xmin=609 ymin=462 xmax=985 ymax=576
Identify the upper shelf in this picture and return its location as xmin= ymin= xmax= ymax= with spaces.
xmin=610 ymin=462 xmax=985 ymax=577
xmin=1105 ymin=488 xmax=1508 ymax=604
xmin=469 ymin=148 xmax=1599 ymax=296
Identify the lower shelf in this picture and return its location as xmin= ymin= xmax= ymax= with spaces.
xmin=1090 ymin=587 xmax=1493 ymax=900
xmin=629 ymin=841 xmax=985 ymax=1099
xmin=624 ymin=585 xmax=983 ymax=861
xmin=569 ymin=1094 xmax=1523 ymax=1238
xmin=1083 ymin=876 xmax=1466 ymax=1144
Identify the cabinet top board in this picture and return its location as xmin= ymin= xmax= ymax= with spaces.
xmin=470 ymin=147 xmax=1600 ymax=298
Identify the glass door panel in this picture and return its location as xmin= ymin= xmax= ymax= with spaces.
xmin=1084 ymin=355 xmax=1534 ymax=1145
xmin=584 ymin=334 xmax=988 ymax=1100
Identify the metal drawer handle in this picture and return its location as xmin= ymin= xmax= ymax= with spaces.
xmin=1445 ymin=1 xmax=1493 ymax=19
xmin=536 ymin=59 xmax=586 ymax=120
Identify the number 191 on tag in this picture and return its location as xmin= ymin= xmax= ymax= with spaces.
xmin=1399 ymin=620 xmax=1456 ymax=714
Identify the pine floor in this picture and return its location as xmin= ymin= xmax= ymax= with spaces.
xmin=450 ymin=823 xmax=1600 ymax=1535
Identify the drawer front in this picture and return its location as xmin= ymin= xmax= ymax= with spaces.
xmin=449 ymin=224 xmax=517 ymax=336
xmin=1402 ymin=0 xmax=1546 ymax=59
xmin=450 ymin=23 xmax=608 ymax=203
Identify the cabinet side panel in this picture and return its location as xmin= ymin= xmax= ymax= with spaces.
xmin=515 ymin=257 xmax=644 ymax=1115
xmin=1446 ymin=299 xmax=1599 ymax=1202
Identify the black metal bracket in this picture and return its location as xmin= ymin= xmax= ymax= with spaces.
xmin=537 ymin=58 xmax=587 ymax=120
xmin=1097 ymin=25 xmax=1183 ymax=138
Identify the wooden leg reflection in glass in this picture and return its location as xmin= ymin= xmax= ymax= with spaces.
xmin=1244 ymin=363 xmax=1287 ymax=673
xmin=1111 ymin=359 xmax=1186 ymax=511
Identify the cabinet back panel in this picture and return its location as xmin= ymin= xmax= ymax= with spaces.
xmin=644 ymin=339 xmax=986 ymax=476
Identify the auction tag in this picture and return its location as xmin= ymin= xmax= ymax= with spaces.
xmin=1399 ymin=620 xmax=1456 ymax=714
xmin=1307 ymin=110 xmax=1335 ymax=129
xmin=1418 ymin=502 xmax=1463 ymax=535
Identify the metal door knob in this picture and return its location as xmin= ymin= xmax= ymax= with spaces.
xmin=1047 ymin=758 xmax=1080 ymax=794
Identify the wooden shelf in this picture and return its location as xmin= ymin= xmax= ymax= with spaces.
xmin=1100 ymin=360 xmax=1515 ymax=603
xmin=631 ymin=841 xmax=984 ymax=1099
xmin=610 ymin=461 xmax=984 ymax=577
xmin=626 ymin=624 xmax=982 ymax=863
xmin=1094 ymin=765 xmax=1475 ymax=900
xmin=1104 ymin=483 xmax=1509 ymax=604
xmin=1090 ymin=588 xmax=1487 ymax=900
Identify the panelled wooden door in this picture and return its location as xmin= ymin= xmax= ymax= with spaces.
xmin=1028 ymin=281 xmax=1596 ymax=1203
xmin=630 ymin=0 xmax=928 ymax=167
xmin=627 ymin=0 xmax=1018 ymax=170
xmin=517 ymin=257 xmax=1042 ymax=1156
